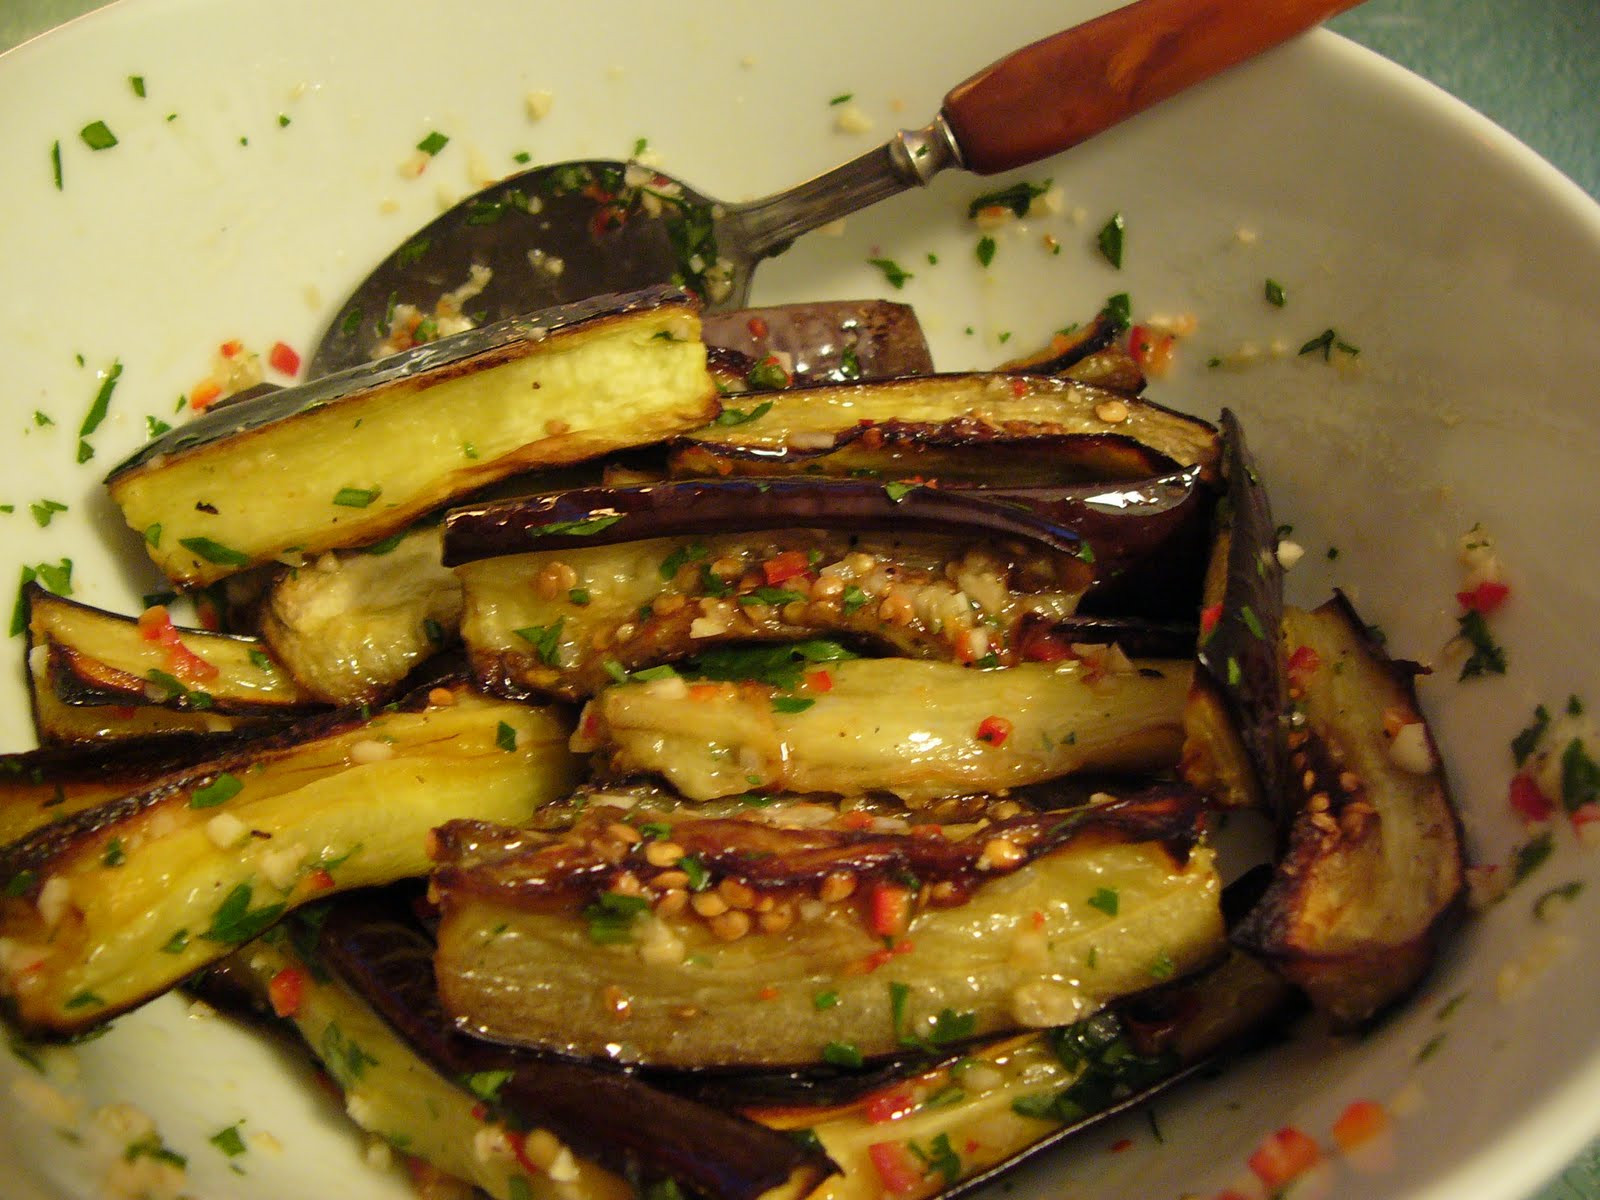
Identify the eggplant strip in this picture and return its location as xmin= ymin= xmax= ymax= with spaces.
xmin=230 ymin=931 xmax=636 ymax=1200
xmin=26 ymin=672 xmax=267 ymax=749
xmin=431 ymin=787 xmax=1222 ymax=1068
xmin=1232 ymin=594 xmax=1465 ymax=1027
xmin=258 ymin=525 xmax=463 ymax=704
xmin=998 ymin=311 xmax=1146 ymax=395
xmin=702 ymin=299 xmax=934 ymax=390
xmin=0 ymin=686 xmax=578 ymax=1033
xmin=304 ymin=895 xmax=835 ymax=1200
xmin=668 ymin=374 xmax=1217 ymax=483
xmin=1180 ymin=409 xmax=1286 ymax=812
xmin=107 ymin=287 xmax=718 ymax=586
xmin=26 ymin=585 xmax=321 ymax=718
xmin=574 ymin=656 xmax=1192 ymax=803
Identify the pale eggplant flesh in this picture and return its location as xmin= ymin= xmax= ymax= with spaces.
xmin=430 ymin=785 xmax=1223 ymax=1069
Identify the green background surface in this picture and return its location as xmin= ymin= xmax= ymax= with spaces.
xmin=3 ymin=1 xmax=1599 ymax=1197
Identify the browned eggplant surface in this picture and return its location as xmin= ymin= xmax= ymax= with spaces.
xmin=1233 ymin=593 xmax=1465 ymax=1026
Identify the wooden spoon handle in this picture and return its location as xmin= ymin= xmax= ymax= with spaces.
xmin=942 ymin=0 xmax=1364 ymax=174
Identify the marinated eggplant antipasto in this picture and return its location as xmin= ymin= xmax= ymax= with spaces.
xmin=0 ymin=286 xmax=1469 ymax=1200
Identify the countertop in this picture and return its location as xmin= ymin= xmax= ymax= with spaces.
xmin=3 ymin=1 xmax=1598 ymax=1197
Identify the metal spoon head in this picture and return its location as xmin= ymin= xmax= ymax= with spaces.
xmin=307 ymin=160 xmax=745 ymax=377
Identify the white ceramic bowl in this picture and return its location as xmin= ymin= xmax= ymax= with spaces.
xmin=2 ymin=3 xmax=1598 ymax=1198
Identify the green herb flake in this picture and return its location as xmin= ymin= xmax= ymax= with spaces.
xmin=529 ymin=515 xmax=625 ymax=538
xmin=416 ymin=131 xmax=450 ymax=156
xmin=180 ymin=536 xmax=250 ymax=567
xmin=1086 ymin=887 xmax=1119 ymax=916
xmin=1148 ymin=949 xmax=1176 ymax=980
xmin=4 ymin=870 xmax=38 ymax=898
xmin=583 ymin=890 xmax=650 ymax=943
xmin=495 ymin=721 xmax=519 ymax=752
xmin=129 ymin=75 xmax=147 ymax=98
xmin=332 ymin=486 xmax=381 ymax=508
xmin=841 ymin=585 xmax=869 ymax=615
xmin=1264 ymin=279 xmax=1286 ymax=307
xmin=80 ymin=121 xmax=118 ymax=151
xmin=1240 ymin=604 xmax=1266 ymax=639
xmin=1415 ymin=1032 xmax=1446 ymax=1063
xmin=928 ymin=1008 xmax=976 ymax=1045
xmin=63 ymin=990 xmax=103 ymax=1010
xmin=1096 ymin=213 xmax=1125 ymax=269
xmin=1100 ymin=292 xmax=1132 ymax=332
xmin=190 ymin=773 xmax=243 ymax=809
xmin=125 ymin=1133 xmax=186 ymax=1169
xmin=320 ymin=1022 xmax=379 ymax=1088
xmin=659 ymin=542 xmax=708 ymax=579
xmin=1226 ymin=656 xmax=1242 ymax=687
xmin=201 ymin=883 xmax=287 ymax=945
xmin=513 ymin=150 xmax=533 ymax=164
xmin=209 ymin=1124 xmax=247 ymax=1157
xmin=514 ymin=619 xmax=565 ymax=667
xmin=1533 ymin=880 xmax=1584 ymax=922
xmin=966 ymin=180 xmax=1049 ymax=220
xmin=248 ymin=649 xmax=273 ymax=672
xmin=1455 ymin=610 xmax=1507 ymax=680
xmin=159 ymin=928 xmax=189 ymax=954
xmin=567 ymin=587 xmax=592 ymax=607
xmin=145 ymin=415 xmax=172 ymax=439
xmin=771 ymin=696 xmax=815 ymax=714
xmin=75 ymin=439 xmax=94 ymax=464
xmin=1298 ymin=328 xmax=1360 ymax=361
xmin=463 ymin=1069 xmax=515 ymax=1104
xmin=1560 ymin=737 xmax=1600 ymax=812
xmin=103 ymin=838 xmax=126 ymax=868
xmin=976 ymin=236 xmax=996 ymax=268
xmin=883 ymin=480 xmax=919 ymax=503
xmin=30 ymin=499 xmax=68 ymax=528
xmin=909 ymin=1133 xmax=961 ymax=1185
xmin=829 ymin=93 xmax=854 ymax=106
xmin=741 ymin=586 xmax=806 ymax=608
xmin=1511 ymin=831 xmax=1554 ymax=886
xmin=51 ymin=140 xmax=63 ymax=190
xmin=868 ymin=258 xmax=913 ymax=290
xmin=821 ymin=1041 xmax=864 ymax=1069
xmin=812 ymin=990 xmax=840 ymax=1011
xmin=712 ymin=400 xmax=774 ymax=427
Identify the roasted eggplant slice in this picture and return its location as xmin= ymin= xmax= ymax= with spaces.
xmin=107 ymin=287 xmax=718 ymax=586
xmin=26 ymin=585 xmax=321 ymax=718
xmin=258 ymin=525 xmax=463 ymax=704
xmin=668 ymin=374 xmax=1218 ymax=483
xmin=999 ymin=310 xmax=1146 ymax=396
xmin=1179 ymin=409 xmax=1286 ymax=811
xmin=302 ymin=894 xmax=836 ymax=1200
xmin=1232 ymin=593 xmax=1465 ymax=1027
xmin=702 ymin=300 xmax=934 ymax=390
xmin=0 ymin=685 xmax=578 ymax=1034
xmin=431 ymin=786 xmax=1222 ymax=1068
xmin=27 ymin=670 xmax=267 ymax=748
xmin=573 ymin=655 xmax=1191 ymax=803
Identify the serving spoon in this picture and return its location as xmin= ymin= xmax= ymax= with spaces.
xmin=307 ymin=0 xmax=1361 ymax=377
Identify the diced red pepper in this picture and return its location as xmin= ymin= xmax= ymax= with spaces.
xmin=1199 ymin=602 xmax=1223 ymax=637
xmin=136 ymin=605 xmax=220 ymax=683
xmin=1508 ymin=773 xmax=1555 ymax=823
xmin=189 ymin=380 xmax=223 ymax=412
xmin=1010 ymin=378 xmax=1028 ymax=397
xmin=267 ymin=966 xmax=305 ymax=1018
xmin=763 ymin=550 xmax=811 ymax=585
xmin=510 ymin=1130 xmax=543 ymax=1177
xmin=805 ymin=669 xmax=834 ymax=694
xmin=686 ymin=683 xmax=723 ymax=702
xmin=757 ymin=985 xmax=780 ymax=1002
xmin=1571 ymin=802 xmax=1600 ymax=837
xmin=1247 ymin=1126 xmax=1321 ymax=1190
xmin=868 ymin=883 xmax=914 ymax=938
xmin=306 ymin=868 xmax=336 ymax=892
xmin=1109 ymin=1138 xmax=1133 ymax=1153
xmin=1330 ymin=1099 xmax=1389 ymax=1152
xmin=1127 ymin=325 xmax=1176 ymax=376
xmin=975 ymin=716 xmax=1012 ymax=747
xmin=1456 ymin=580 xmax=1510 ymax=615
xmin=746 ymin=316 xmax=769 ymax=339
xmin=1286 ymin=644 xmax=1321 ymax=689
xmin=838 ymin=810 xmax=874 ymax=831
xmin=867 ymin=1141 xmax=924 ymax=1194
xmin=863 ymin=1086 xmax=918 ymax=1125
xmin=219 ymin=339 xmax=243 ymax=359
xmin=268 ymin=341 xmax=301 ymax=377
xmin=1016 ymin=623 xmax=1077 ymax=663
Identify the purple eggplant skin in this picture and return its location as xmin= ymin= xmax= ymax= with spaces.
xmin=1182 ymin=409 xmax=1286 ymax=813
xmin=443 ymin=479 xmax=1094 ymax=579
xmin=312 ymin=892 xmax=835 ymax=1200
xmin=700 ymin=299 xmax=933 ymax=386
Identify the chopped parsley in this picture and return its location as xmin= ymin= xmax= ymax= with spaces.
xmin=1298 ymin=328 xmax=1360 ymax=361
xmin=332 ymin=486 xmax=381 ymax=508
xmin=1534 ymin=881 xmax=1584 ymax=921
xmin=416 ymin=131 xmax=450 ymax=156
xmin=78 ymin=360 xmax=121 ymax=444
xmin=103 ymin=838 xmax=126 ymax=868
xmin=1455 ymin=610 xmax=1507 ymax=679
xmin=29 ymin=499 xmax=67 ymax=528
xmin=1100 ymin=291 xmax=1131 ymax=333
xmin=812 ymin=990 xmax=840 ymax=1011
xmin=821 ymin=1041 xmax=864 ymax=1068
xmin=746 ymin=359 xmax=790 ymax=390
xmin=659 ymin=542 xmax=708 ymax=580
xmin=868 ymin=258 xmax=913 ymax=290
xmin=514 ymin=619 xmax=564 ymax=667
xmin=1086 ymin=887 xmax=1119 ymax=916
xmin=741 ymin=586 xmax=806 ymax=607
xmin=462 ymin=1069 xmax=515 ymax=1104
xmin=529 ymin=515 xmax=624 ymax=538
xmin=1264 ymin=279 xmax=1287 ymax=307
xmin=966 ymin=180 xmax=1049 ymax=219
xmin=840 ymin=585 xmax=869 ymax=614
xmin=712 ymin=400 xmax=773 ymax=426
xmin=583 ymin=891 xmax=650 ymax=943
xmin=829 ymin=93 xmax=854 ymax=106
xmin=568 ymin=587 xmax=591 ymax=606
xmin=190 ymin=773 xmax=242 ymax=809
xmin=1560 ymin=737 xmax=1600 ymax=812
xmin=124 ymin=1134 xmax=186 ymax=1169
xmin=180 ymin=536 xmax=250 ymax=567
xmin=976 ymin=236 xmax=996 ymax=268
xmin=51 ymin=140 xmax=62 ymax=190
xmin=771 ymin=696 xmax=815 ymax=714
xmin=80 ymin=120 xmax=118 ymax=151
xmin=909 ymin=1133 xmax=960 ymax=1184
xmin=883 ymin=480 xmax=919 ymax=503
xmin=201 ymin=883 xmax=287 ymax=945
xmin=209 ymin=1124 xmax=247 ymax=1157
xmin=1096 ymin=213 xmax=1125 ymax=269
xmin=1511 ymin=831 xmax=1554 ymax=886
xmin=496 ymin=721 xmax=519 ymax=752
